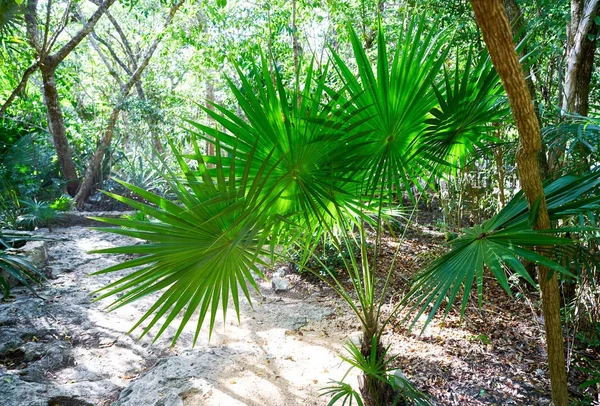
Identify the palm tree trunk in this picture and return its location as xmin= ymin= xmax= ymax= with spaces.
xmin=359 ymin=330 xmax=396 ymax=406
xmin=469 ymin=1 xmax=569 ymax=405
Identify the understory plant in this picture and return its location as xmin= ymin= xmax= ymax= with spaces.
xmin=90 ymin=17 xmax=593 ymax=405
xmin=0 ymin=231 xmax=46 ymax=299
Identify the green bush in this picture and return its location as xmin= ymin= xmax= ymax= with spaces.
xmin=50 ymin=195 xmax=73 ymax=211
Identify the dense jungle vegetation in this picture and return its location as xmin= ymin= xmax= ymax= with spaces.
xmin=1 ymin=0 xmax=600 ymax=405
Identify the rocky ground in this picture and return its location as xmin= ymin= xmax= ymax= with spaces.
xmin=0 ymin=222 xmax=594 ymax=405
xmin=0 ymin=227 xmax=358 ymax=406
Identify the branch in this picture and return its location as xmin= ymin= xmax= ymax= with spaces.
xmin=105 ymin=10 xmax=138 ymax=68
xmin=44 ymin=0 xmax=73 ymax=57
xmin=87 ymin=0 xmax=138 ymax=67
xmin=49 ymin=0 xmax=117 ymax=66
xmin=25 ymin=0 xmax=41 ymax=52
xmin=74 ymin=9 xmax=125 ymax=86
xmin=40 ymin=0 xmax=52 ymax=55
xmin=92 ymin=32 xmax=132 ymax=75
xmin=0 ymin=62 xmax=40 ymax=117
xmin=120 ymin=0 xmax=183 ymax=96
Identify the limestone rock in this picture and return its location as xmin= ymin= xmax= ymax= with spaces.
xmin=271 ymin=276 xmax=290 ymax=292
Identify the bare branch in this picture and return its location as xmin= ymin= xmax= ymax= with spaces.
xmin=93 ymin=32 xmax=132 ymax=75
xmin=45 ymin=0 xmax=73 ymax=56
xmin=105 ymin=10 xmax=138 ymax=69
xmin=0 ymin=62 xmax=39 ymax=117
xmin=40 ymin=0 xmax=52 ymax=55
xmin=49 ymin=0 xmax=117 ymax=66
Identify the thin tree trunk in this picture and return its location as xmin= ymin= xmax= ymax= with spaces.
xmin=574 ymin=11 xmax=598 ymax=116
xmin=563 ymin=0 xmax=599 ymax=112
xmin=205 ymin=79 xmax=216 ymax=157
xmin=74 ymin=0 xmax=183 ymax=207
xmin=291 ymin=0 xmax=300 ymax=79
xmin=22 ymin=0 xmax=117 ymax=196
xmin=550 ymin=0 xmax=600 ymax=174
xmin=493 ymin=144 xmax=506 ymax=208
xmin=39 ymin=64 xmax=80 ymax=195
xmin=469 ymin=2 xmax=569 ymax=405
xmin=503 ymin=0 xmax=549 ymax=178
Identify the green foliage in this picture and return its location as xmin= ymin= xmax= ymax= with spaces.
xmin=321 ymin=379 xmax=364 ymax=406
xmin=422 ymin=48 xmax=508 ymax=170
xmin=328 ymin=336 xmax=429 ymax=406
xmin=0 ymin=231 xmax=45 ymax=299
xmin=17 ymin=198 xmax=58 ymax=230
xmin=0 ymin=0 xmax=23 ymax=38
xmin=50 ymin=195 xmax=73 ymax=212
xmin=404 ymin=171 xmax=600 ymax=331
xmin=330 ymin=18 xmax=449 ymax=199
xmin=0 ymin=178 xmax=20 ymax=229
xmin=113 ymin=154 xmax=168 ymax=198
xmin=289 ymin=237 xmax=364 ymax=279
xmin=91 ymin=16 xmax=515 ymax=405
xmin=89 ymin=140 xmax=276 ymax=346
xmin=120 ymin=210 xmax=150 ymax=222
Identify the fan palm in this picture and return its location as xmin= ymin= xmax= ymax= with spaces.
xmin=421 ymin=48 xmax=509 ymax=170
xmin=92 ymin=17 xmax=517 ymax=405
xmin=90 ymin=140 xmax=279 ymax=345
xmin=403 ymin=170 xmax=600 ymax=331
xmin=0 ymin=231 xmax=46 ymax=298
xmin=329 ymin=18 xmax=449 ymax=200
xmin=0 ymin=0 xmax=23 ymax=39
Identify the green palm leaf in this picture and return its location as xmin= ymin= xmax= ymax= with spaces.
xmin=90 ymin=140 xmax=277 ymax=345
xmin=404 ymin=171 xmax=600 ymax=332
xmin=184 ymin=55 xmax=368 ymax=235
xmin=421 ymin=47 xmax=509 ymax=170
xmin=0 ymin=231 xmax=47 ymax=298
xmin=0 ymin=0 xmax=23 ymax=39
xmin=329 ymin=17 xmax=449 ymax=201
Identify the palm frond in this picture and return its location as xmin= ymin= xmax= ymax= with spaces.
xmin=90 ymin=139 xmax=278 ymax=345
xmin=403 ymin=171 xmax=600 ymax=332
xmin=0 ymin=0 xmax=24 ymax=39
xmin=329 ymin=17 xmax=450 ymax=201
xmin=184 ymin=55 xmax=367 ymax=235
xmin=0 ymin=231 xmax=47 ymax=298
xmin=421 ymin=47 xmax=508 ymax=171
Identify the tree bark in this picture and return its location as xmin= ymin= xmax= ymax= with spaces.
xmin=574 ymin=10 xmax=598 ymax=117
xmin=563 ymin=0 xmax=599 ymax=112
xmin=205 ymin=79 xmax=216 ymax=157
xmin=74 ymin=0 xmax=183 ymax=207
xmin=21 ymin=0 xmax=117 ymax=196
xmin=39 ymin=64 xmax=80 ymax=195
xmin=469 ymin=2 xmax=569 ymax=405
xmin=548 ymin=0 xmax=599 ymax=173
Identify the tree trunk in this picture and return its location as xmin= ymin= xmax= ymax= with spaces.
xmin=563 ymin=0 xmax=599 ymax=112
xmin=469 ymin=2 xmax=569 ymax=405
xmin=359 ymin=327 xmax=395 ymax=406
xmin=39 ymin=64 xmax=80 ymax=196
xmin=493 ymin=143 xmax=506 ymax=208
xmin=291 ymin=0 xmax=300 ymax=79
xmin=74 ymin=0 xmax=183 ymax=207
xmin=574 ymin=11 xmax=598 ymax=117
xmin=205 ymin=79 xmax=216 ymax=157
xmin=21 ymin=0 xmax=117 ymax=196
xmin=550 ymin=0 xmax=600 ymax=174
